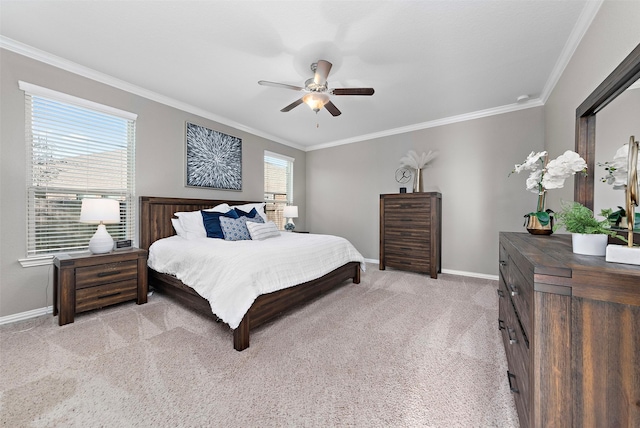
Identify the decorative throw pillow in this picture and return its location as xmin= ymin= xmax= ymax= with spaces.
xmin=219 ymin=216 xmax=262 ymax=241
xmin=230 ymin=203 xmax=267 ymax=222
xmin=202 ymin=209 xmax=239 ymax=239
xmin=175 ymin=203 xmax=230 ymax=238
xmin=246 ymin=221 xmax=281 ymax=241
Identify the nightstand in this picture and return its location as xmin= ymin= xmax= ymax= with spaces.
xmin=53 ymin=248 xmax=148 ymax=326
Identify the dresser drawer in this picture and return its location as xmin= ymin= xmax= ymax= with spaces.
xmin=499 ymin=242 xmax=508 ymax=278
xmin=383 ymin=199 xmax=430 ymax=211
xmin=384 ymin=239 xmax=429 ymax=253
xmin=75 ymin=260 xmax=138 ymax=289
xmin=383 ymin=228 xmax=430 ymax=241
xmin=383 ymin=255 xmax=430 ymax=272
xmin=76 ymin=279 xmax=138 ymax=312
xmin=506 ymin=257 xmax=532 ymax=338
xmin=499 ymin=276 xmax=531 ymax=427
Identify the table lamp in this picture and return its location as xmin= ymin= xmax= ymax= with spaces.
xmin=283 ymin=205 xmax=298 ymax=231
xmin=80 ymin=198 xmax=120 ymax=254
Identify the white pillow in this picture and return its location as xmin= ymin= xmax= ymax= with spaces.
xmin=175 ymin=203 xmax=230 ymax=239
xmin=230 ymin=203 xmax=267 ymax=222
xmin=171 ymin=218 xmax=186 ymax=238
xmin=246 ymin=221 xmax=280 ymax=240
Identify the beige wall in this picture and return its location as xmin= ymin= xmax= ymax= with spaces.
xmin=544 ymin=0 xmax=640 ymax=210
xmin=0 ymin=49 xmax=306 ymax=318
xmin=306 ymin=107 xmax=545 ymax=276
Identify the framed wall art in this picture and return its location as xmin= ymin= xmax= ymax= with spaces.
xmin=185 ymin=122 xmax=242 ymax=190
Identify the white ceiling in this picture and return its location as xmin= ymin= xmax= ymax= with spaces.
xmin=0 ymin=1 xmax=599 ymax=151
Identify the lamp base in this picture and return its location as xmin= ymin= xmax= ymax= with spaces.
xmin=88 ymin=224 xmax=114 ymax=254
xmin=606 ymin=244 xmax=640 ymax=265
xmin=284 ymin=220 xmax=295 ymax=231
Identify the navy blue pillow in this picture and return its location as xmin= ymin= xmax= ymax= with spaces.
xmin=234 ymin=207 xmax=259 ymax=219
xmin=201 ymin=210 xmax=239 ymax=239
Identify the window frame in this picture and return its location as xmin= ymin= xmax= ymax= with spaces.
xmin=20 ymin=81 xmax=137 ymax=265
xmin=264 ymin=150 xmax=294 ymax=230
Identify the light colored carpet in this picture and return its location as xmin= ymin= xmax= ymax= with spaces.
xmin=0 ymin=264 xmax=519 ymax=427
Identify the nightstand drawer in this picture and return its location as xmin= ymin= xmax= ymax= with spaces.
xmin=76 ymin=279 xmax=138 ymax=312
xmin=75 ymin=260 xmax=138 ymax=289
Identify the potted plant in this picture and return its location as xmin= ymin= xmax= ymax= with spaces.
xmin=553 ymin=201 xmax=616 ymax=256
xmin=510 ymin=150 xmax=587 ymax=235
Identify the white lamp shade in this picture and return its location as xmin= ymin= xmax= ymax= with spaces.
xmin=79 ymin=198 xmax=120 ymax=224
xmin=283 ymin=206 xmax=298 ymax=218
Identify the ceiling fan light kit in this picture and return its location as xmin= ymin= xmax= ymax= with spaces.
xmin=258 ymin=59 xmax=375 ymax=117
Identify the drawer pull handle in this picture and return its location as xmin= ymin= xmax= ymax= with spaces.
xmin=496 ymin=288 xmax=504 ymax=298
xmin=97 ymin=292 xmax=121 ymax=300
xmin=499 ymin=260 xmax=507 ymax=266
xmin=97 ymin=270 xmax=121 ymax=278
xmin=508 ymin=283 xmax=519 ymax=296
xmin=507 ymin=327 xmax=518 ymax=345
xmin=507 ymin=371 xmax=519 ymax=393
xmin=498 ymin=319 xmax=506 ymax=331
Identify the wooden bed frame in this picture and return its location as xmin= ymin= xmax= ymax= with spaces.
xmin=139 ymin=196 xmax=361 ymax=351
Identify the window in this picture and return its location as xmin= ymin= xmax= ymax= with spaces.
xmin=264 ymin=151 xmax=294 ymax=229
xmin=21 ymin=81 xmax=136 ymax=258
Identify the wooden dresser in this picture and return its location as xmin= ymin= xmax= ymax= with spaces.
xmin=498 ymin=232 xmax=640 ymax=428
xmin=379 ymin=192 xmax=441 ymax=278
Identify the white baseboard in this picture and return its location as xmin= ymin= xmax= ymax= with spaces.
xmin=365 ymin=259 xmax=498 ymax=281
xmin=0 ymin=306 xmax=52 ymax=326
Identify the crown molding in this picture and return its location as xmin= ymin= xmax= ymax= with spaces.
xmin=307 ymin=99 xmax=544 ymax=151
xmin=540 ymin=0 xmax=604 ymax=103
xmin=0 ymin=36 xmax=304 ymax=151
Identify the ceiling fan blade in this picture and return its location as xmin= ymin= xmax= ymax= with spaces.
xmin=280 ymin=98 xmax=304 ymax=112
xmin=258 ymin=80 xmax=304 ymax=91
xmin=332 ymin=88 xmax=375 ymax=96
xmin=313 ymin=60 xmax=332 ymax=86
xmin=324 ymin=101 xmax=342 ymax=117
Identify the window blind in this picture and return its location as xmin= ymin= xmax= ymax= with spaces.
xmin=264 ymin=151 xmax=293 ymax=229
xmin=23 ymin=84 xmax=136 ymax=256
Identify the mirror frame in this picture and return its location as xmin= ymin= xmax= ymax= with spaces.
xmin=575 ymin=43 xmax=640 ymax=210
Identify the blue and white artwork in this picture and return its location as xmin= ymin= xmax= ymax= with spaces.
xmin=186 ymin=122 xmax=242 ymax=190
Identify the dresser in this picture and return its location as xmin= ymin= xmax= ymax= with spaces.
xmin=379 ymin=192 xmax=441 ymax=278
xmin=53 ymin=248 xmax=148 ymax=325
xmin=498 ymin=232 xmax=640 ymax=428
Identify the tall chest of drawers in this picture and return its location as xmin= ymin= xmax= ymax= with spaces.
xmin=498 ymin=232 xmax=640 ymax=428
xmin=379 ymin=192 xmax=441 ymax=278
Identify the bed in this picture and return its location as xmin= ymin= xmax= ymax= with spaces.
xmin=139 ymin=196 xmax=363 ymax=351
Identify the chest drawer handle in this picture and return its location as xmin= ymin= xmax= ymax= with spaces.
xmin=498 ymin=319 xmax=506 ymax=331
xmin=496 ymin=288 xmax=504 ymax=298
xmin=507 ymin=371 xmax=519 ymax=393
xmin=508 ymin=283 xmax=519 ymax=296
xmin=97 ymin=270 xmax=122 ymax=278
xmin=499 ymin=260 xmax=507 ymax=266
xmin=507 ymin=327 xmax=518 ymax=345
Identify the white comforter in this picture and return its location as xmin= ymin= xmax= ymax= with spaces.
xmin=148 ymin=232 xmax=365 ymax=329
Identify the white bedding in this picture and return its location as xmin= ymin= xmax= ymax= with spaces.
xmin=148 ymin=232 xmax=365 ymax=329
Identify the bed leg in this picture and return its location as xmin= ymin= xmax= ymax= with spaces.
xmin=233 ymin=314 xmax=250 ymax=351
xmin=353 ymin=265 xmax=361 ymax=284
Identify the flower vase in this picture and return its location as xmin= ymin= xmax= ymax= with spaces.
xmin=413 ymin=168 xmax=423 ymax=192
xmin=525 ymin=192 xmax=553 ymax=235
xmin=525 ymin=214 xmax=553 ymax=235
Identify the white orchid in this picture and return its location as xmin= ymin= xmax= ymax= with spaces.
xmin=543 ymin=150 xmax=588 ymax=189
xmin=599 ymin=143 xmax=640 ymax=190
xmin=514 ymin=151 xmax=547 ymax=174
xmin=400 ymin=150 xmax=438 ymax=170
xmin=511 ymin=149 xmax=587 ymax=216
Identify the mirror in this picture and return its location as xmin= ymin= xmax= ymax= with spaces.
xmin=594 ymin=83 xmax=640 ymax=214
xmin=575 ymin=42 xmax=640 ymax=243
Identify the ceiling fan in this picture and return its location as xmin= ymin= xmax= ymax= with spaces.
xmin=258 ymin=60 xmax=374 ymax=117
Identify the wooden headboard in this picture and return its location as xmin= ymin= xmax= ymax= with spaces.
xmin=139 ymin=196 xmax=257 ymax=251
